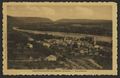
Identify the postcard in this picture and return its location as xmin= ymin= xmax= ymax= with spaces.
xmin=2 ymin=2 xmax=117 ymax=75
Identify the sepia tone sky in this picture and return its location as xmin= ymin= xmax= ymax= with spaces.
xmin=7 ymin=4 xmax=112 ymax=21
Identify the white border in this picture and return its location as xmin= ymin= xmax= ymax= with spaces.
xmin=2 ymin=2 xmax=117 ymax=75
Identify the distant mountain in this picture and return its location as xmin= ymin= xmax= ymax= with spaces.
xmin=56 ymin=19 xmax=112 ymax=24
xmin=8 ymin=16 xmax=112 ymax=25
xmin=7 ymin=16 xmax=53 ymax=24
xmin=7 ymin=16 xmax=112 ymax=36
xmin=7 ymin=16 xmax=54 ymax=31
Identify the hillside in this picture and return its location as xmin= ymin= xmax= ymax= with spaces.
xmin=7 ymin=16 xmax=53 ymax=23
xmin=56 ymin=19 xmax=112 ymax=25
xmin=7 ymin=16 xmax=112 ymax=36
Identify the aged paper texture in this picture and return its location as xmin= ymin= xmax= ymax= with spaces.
xmin=2 ymin=2 xmax=117 ymax=75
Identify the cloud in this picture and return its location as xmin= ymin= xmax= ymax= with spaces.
xmin=50 ymin=6 xmax=94 ymax=20
xmin=40 ymin=7 xmax=55 ymax=16
xmin=7 ymin=5 xmax=112 ymax=20
xmin=25 ymin=6 xmax=56 ymax=16
xmin=74 ymin=7 xmax=94 ymax=16
xmin=7 ymin=6 xmax=56 ymax=18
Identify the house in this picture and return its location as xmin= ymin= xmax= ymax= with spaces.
xmin=28 ymin=37 xmax=34 ymax=41
xmin=45 ymin=55 xmax=57 ymax=61
xmin=27 ymin=43 xmax=33 ymax=49
xmin=94 ymin=45 xmax=100 ymax=49
xmin=43 ymin=42 xmax=51 ymax=48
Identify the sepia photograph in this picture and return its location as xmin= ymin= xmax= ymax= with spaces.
xmin=2 ymin=2 xmax=117 ymax=75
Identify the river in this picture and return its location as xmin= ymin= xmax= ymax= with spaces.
xmin=13 ymin=27 xmax=112 ymax=43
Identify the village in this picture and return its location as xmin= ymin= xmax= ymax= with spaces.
xmin=8 ymin=30 xmax=112 ymax=69
xmin=20 ymin=35 xmax=110 ymax=60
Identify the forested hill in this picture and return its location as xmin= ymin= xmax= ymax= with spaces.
xmin=56 ymin=19 xmax=112 ymax=25
xmin=7 ymin=16 xmax=112 ymax=36
xmin=7 ymin=16 xmax=112 ymax=25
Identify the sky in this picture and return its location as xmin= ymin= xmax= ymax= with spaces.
xmin=7 ymin=4 xmax=112 ymax=21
